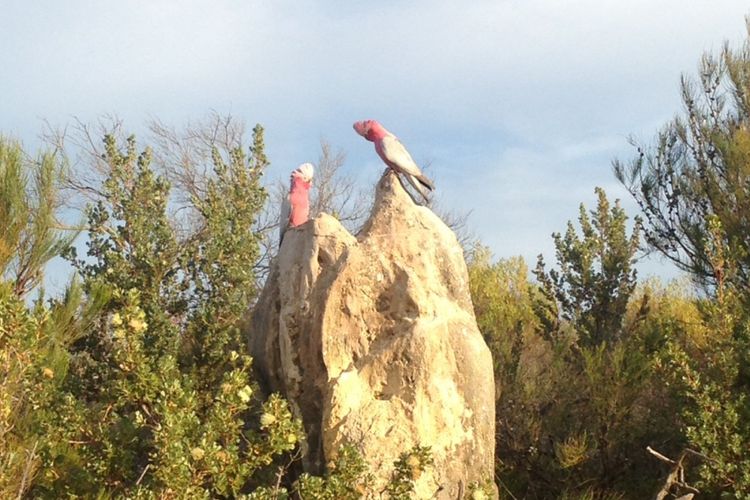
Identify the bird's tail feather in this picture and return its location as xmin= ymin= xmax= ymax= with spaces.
xmin=415 ymin=173 xmax=435 ymax=191
xmin=406 ymin=174 xmax=432 ymax=203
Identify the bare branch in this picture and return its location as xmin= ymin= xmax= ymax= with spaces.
xmin=649 ymin=446 xmax=704 ymax=500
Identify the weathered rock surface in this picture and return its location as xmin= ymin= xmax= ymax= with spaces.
xmin=249 ymin=172 xmax=495 ymax=498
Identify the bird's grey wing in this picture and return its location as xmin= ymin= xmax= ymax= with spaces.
xmin=380 ymin=135 xmax=434 ymax=190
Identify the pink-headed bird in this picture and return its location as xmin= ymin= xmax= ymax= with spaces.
xmin=353 ymin=120 xmax=434 ymax=202
xmin=279 ymin=163 xmax=314 ymax=245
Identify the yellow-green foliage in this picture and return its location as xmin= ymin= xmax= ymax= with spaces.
xmin=0 ymin=138 xmax=76 ymax=296
xmin=291 ymin=445 xmax=374 ymax=499
xmin=470 ymin=191 xmax=685 ymax=498
xmin=0 ymin=281 xmax=46 ymax=498
xmin=0 ymin=137 xmax=100 ymax=498
xmin=30 ymin=128 xmax=315 ymax=498
xmin=384 ymin=445 xmax=434 ymax=500
xmin=554 ymin=431 xmax=591 ymax=470
xmin=615 ymin=29 xmax=750 ymax=494
xmin=467 ymin=245 xmax=537 ymax=384
xmin=0 ymin=129 xmax=314 ymax=498
xmin=660 ymin=278 xmax=750 ymax=493
xmin=614 ymin=27 xmax=750 ymax=294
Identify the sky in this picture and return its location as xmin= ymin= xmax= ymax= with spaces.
xmin=2 ymin=0 xmax=749 ymax=291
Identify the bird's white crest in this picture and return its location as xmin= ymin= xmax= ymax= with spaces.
xmin=294 ymin=162 xmax=315 ymax=182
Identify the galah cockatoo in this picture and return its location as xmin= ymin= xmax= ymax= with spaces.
xmin=353 ymin=119 xmax=434 ymax=202
xmin=279 ymin=163 xmax=314 ymax=246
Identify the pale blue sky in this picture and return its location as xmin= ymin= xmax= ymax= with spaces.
xmin=2 ymin=0 xmax=749 ymax=291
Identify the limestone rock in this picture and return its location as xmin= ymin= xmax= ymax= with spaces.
xmin=249 ymin=172 xmax=495 ymax=498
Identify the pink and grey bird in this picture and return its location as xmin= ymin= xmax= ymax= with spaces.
xmin=279 ymin=163 xmax=314 ymax=245
xmin=353 ymin=119 xmax=434 ymax=202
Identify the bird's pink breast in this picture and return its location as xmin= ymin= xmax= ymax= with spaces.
xmin=374 ymin=140 xmax=391 ymax=166
xmin=289 ymin=177 xmax=311 ymax=227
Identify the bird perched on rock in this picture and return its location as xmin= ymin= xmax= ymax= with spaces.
xmin=353 ymin=120 xmax=434 ymax=203
xmin=279 ymin=163 xmax=314 ymax=246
